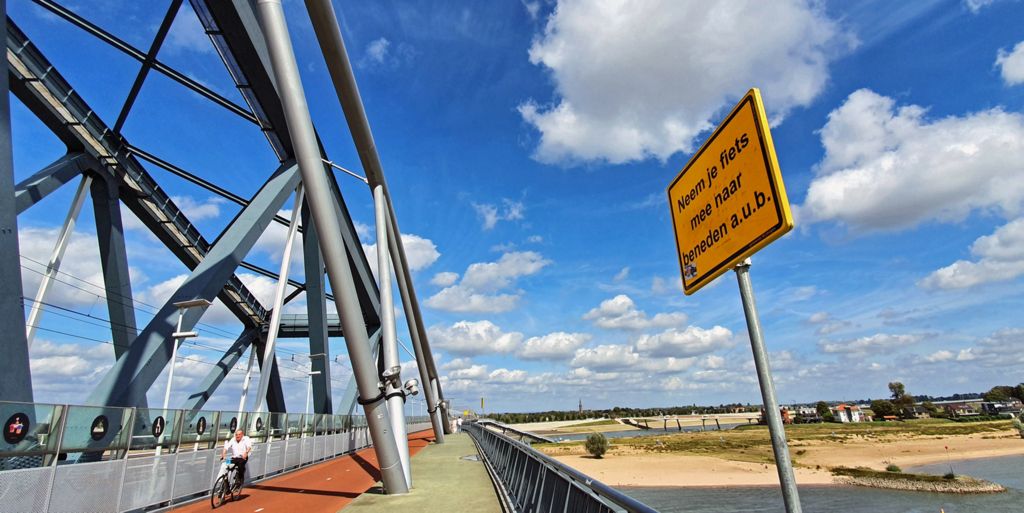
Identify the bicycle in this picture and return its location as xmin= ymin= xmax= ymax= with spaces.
xmin=210 ymin=458 xmax=244 ymax=509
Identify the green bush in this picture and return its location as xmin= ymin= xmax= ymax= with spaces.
xmin=951 ymin=415 xmax=1011 ymax=423
xmin=886 ymin=464 xmax=902 ymax=473
xmin=585 ymin=433 xmax=609 ymax=459
xmin=943 ymin=472 xmax=956 ymax=479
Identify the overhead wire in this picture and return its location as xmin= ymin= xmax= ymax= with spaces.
xmin=23 ymin=298 xmax=354 ymax=387
xmin=20 ymin=255 xmax=426 ymax=385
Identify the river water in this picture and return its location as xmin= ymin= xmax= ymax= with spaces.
xmin=618 ymin=455 xmax=1023 ymax=512
xmin=552 ymin=424 xmax=743 ymax=442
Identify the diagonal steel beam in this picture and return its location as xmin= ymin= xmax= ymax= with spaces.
xmin=112 ymin=0 xmax=183 ymax=134
xmin=304 ymin=0 xmax=448 ymax=439
xmin=86 ymin=162 xmax=299 ymax=408
xmin=14 ymin=152 xmax=97 ymax=214
xmin=8 ymin=19 xmax=270 ymax=329
xmin=182 ymin=328 xmax=255 ymax=413
xmin=31 ymin=0 xmax=258 ymax=124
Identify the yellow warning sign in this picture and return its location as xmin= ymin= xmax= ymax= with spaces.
xmin=667 ymin=89 xmax=793 ymax=295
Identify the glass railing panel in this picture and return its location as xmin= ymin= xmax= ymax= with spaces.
xmin=57 ymin=404 xmax=134 ymax=463
xmin=179 ymin=410 xmax=219 ymax=451
xmin=0 ymin=400 xmax=64 ymax=469
xmin=266 ymin=412 xmax=288 ymax=441
xmin=127 ymin=408 xmax=184 ymax=456
xmin=216 ymin=411 xmax=249 ymax=443
xmin=285 ymin=413 xmax=303 ymax=439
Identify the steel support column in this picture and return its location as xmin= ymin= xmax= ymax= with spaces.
xmin=254 ymin=334 xmax=287 ymax=412
xmin=14 ymin=152 xmax=96 ymax=214
xmin=302 ymin=203 xmax=332 ymax=413
xmin=304 ymin=0 xmax=446 ymax=442
xmin=86 ymin=162 xmax=300 ymax=407
xmin=252 ymin=185 xmax=303 ymax=415
xmin=0 ymin=0 xmax=33 ymax=403
xmin=376 ymin=185 xmax=411 ymax=487
xmin=90 ymin=172 xmax=138 ymax=358
xmin=255 ymin=0 xmax=407 ymax=492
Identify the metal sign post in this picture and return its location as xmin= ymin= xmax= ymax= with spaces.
xmin=666 ymin=89 xmax=802 ymax=512
xmin=735 ymin=259 xmax=801 ymax=513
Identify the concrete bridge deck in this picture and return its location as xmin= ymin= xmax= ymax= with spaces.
xmin=344 ymin=432 xmax=500 ymax=512
xmin=169 ymin=430 xmax=499 ymax=513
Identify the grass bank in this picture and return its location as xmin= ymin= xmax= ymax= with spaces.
xmin=536 ymin=418 xmax=1015 ymax=466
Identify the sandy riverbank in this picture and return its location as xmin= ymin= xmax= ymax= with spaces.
xmin=544 ymin=430 xmax=1024 ymax=487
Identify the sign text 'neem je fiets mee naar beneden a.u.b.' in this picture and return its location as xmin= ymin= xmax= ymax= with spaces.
xmin=667 ymin=88 xmax=794 ymax=295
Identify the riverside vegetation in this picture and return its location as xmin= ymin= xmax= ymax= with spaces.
xmin=536 ymin=418 xmax=1019 ymax=491
xmin=830 ymin=466 xmax=1005 ymax=493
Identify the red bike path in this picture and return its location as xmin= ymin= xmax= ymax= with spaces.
xmin=171 ymin=430 xmax=435 ymax=513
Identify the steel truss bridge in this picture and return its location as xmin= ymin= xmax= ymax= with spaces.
xmin=0 ymin=1 xmax=662 ymax=512
xmin=1 ymin=0 xmax=451 ymax=499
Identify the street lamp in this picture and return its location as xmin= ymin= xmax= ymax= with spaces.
xmin=293 ymin=353 xmax=327 ymax=414
xmin=305 ymin=371 xmax=322 ymax=414
xmin=163 ymin=299 xmax=212 ymax=411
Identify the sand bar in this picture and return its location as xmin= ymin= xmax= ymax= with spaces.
xmin=546 ymin=431 xmax=1024 ymax=487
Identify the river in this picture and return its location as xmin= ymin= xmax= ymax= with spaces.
xmin=618 ymin=455 xmax=1023 ymax=512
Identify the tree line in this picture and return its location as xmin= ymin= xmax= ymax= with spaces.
xmin=483 ymin=403 xmax=759 ymax=424
xmin=481 ymin=384 xmax=1023 ymax=424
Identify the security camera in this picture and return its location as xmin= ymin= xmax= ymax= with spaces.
xmin=403 ymin=378 xmax=419 ymax=396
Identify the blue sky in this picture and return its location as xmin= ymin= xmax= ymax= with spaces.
xmin=9 ymin=0 xmax=1024 ymax=415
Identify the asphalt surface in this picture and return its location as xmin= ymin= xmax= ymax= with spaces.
xmin=171 ymin=430 xmax=434 ymax=513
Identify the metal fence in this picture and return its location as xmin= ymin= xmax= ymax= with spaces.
xmin=464 ymin=422 xmax=657 ymax=513
xmin=0 ymin=400 xmax=432 ymax=512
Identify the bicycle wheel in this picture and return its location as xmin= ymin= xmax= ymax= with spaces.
xmin=231 ymin=472 xmax=244 ymax=499
xmin=210 ymin=475 xmax=229 ymax=509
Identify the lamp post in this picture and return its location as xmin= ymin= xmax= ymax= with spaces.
xmin=294 ymin=353 xmax=326 ymax=414
xmin=163 ymin=299 xmax=211 ymax=411
xmin=157 ymin=298 xmax=210 ymax=456
xmin=306 ymin=371 xmax=322 ymax=414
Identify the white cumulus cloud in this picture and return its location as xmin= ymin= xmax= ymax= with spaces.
xmin=799 ymin=89 xmax=1024 ymax=230
xmin=570 ymin=344 xmax=640 ymax=371
xmin=473 ymin=199 xmax=525 ymax=230
xmin=518 ymin=332 xmax=592 ymax=360
xmin=520 ymin=0 xmax=852 ymax=164
xmin=427 ymin=320 xmax=523 ymax=356
xmin=582 ymin=294 xmax=686 ymax=330
xmin=997 ymin=40 xmax=1024 ymax=86
xmin=363 ymin=233 xmax=440 ymax=273
xmin=431 ymin=271 xmax=459 ymax=287
xmin=366 ymin=37 xmax=391 ymax=64
xmin=488 ymin=368 xmax=528 ymax=383
xmin=819 ymin=333 xmax=923 ymax=355
xmin=634 ymin=326 xmax=734 ymax=358
xmin=426 ymin=251 xmax=550 ymax=313
xmin=920 ymin=217 xmax=1024 ymax=289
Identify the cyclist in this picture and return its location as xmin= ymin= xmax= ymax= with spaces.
xmin=221 ymin=428 xmax=252 ymax=488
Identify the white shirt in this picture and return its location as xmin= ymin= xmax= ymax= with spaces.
xmin=224 ymin=436 xmax=253 ymax=458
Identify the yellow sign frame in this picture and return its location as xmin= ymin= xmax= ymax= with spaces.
xmin=667 ymin=88 xmax=794 ymax=295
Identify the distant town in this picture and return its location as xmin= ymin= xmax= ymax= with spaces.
xmin=482 ymin=382 xmax=1024 ymax=425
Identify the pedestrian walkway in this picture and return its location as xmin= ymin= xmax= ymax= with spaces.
xmin=342 ymin=432 xmax=501 ymax=512
xmin=170 ymin=430 xmax=436 ymax=513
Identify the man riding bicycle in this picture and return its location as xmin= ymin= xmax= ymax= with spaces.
xmin=221 ymin=429 xmax=252 ymax=486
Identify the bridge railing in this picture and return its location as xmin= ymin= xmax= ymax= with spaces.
xmin=0 ymin=400 xmax=432 ymax=512
xmin=464 ymin=422 xmax=656 ymax=513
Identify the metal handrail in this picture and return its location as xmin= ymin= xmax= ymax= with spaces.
xmin=465 ymin=422 xmax=658 ymax=513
